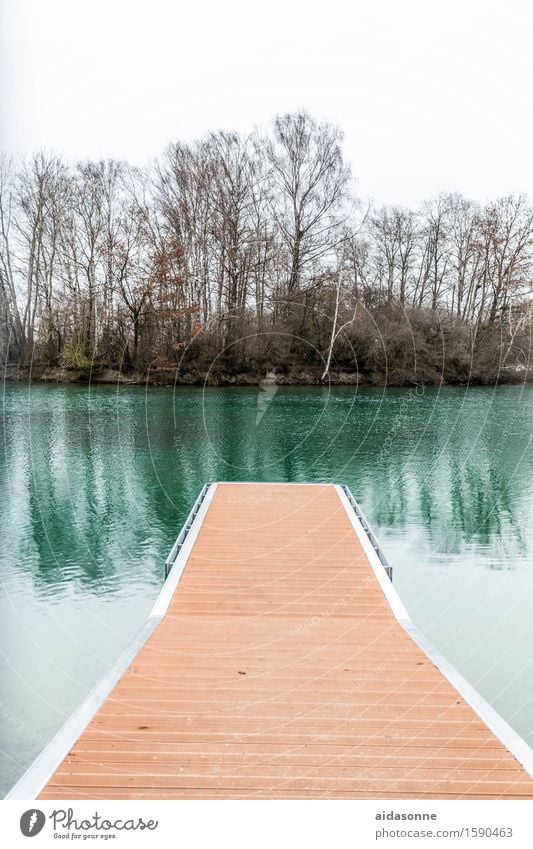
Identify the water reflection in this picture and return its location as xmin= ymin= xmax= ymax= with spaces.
xmin=1 ymin=384 xmax=532 ymax=595
xmin=1 ymin=384 xmax=532 ymax=594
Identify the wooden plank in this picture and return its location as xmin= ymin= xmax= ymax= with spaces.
xmin=39 ymin=483 xmax=533 ymax=799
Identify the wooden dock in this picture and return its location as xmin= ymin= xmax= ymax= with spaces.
xmin=9 ymin=483 xmax=533 ymax=799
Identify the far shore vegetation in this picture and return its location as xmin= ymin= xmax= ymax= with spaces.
xmin=1 ymin=112 xmax=532 ymax=387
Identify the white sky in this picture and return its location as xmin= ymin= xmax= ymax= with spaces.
xmin=1 ymin=0 xmax=532 ymax=207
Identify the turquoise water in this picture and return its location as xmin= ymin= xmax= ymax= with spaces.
xmin=1 ymin=382 xmax=532 ymax=795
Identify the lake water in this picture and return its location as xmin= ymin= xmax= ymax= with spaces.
xmin=1 ymin=381 xmax=532 ymax=796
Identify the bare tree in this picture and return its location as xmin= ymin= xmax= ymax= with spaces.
xmin=0 ymin=157 xmax=24 ymax=359
xmin=261 ymin=112 xmax=350 ymax=299
xmin=371 ymin=206 xmax=417 ymax=305
xmin=415 ymin=195 xmax=451 ymax=310
xmin=484 ymin=195 xmax=533 ymax=322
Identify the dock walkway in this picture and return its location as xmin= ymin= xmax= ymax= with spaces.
xmin=9 ymin=483 xmax=533 ymax=799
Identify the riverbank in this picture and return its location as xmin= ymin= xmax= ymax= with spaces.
xmin=2 ymin=363 xmax=530 ymax=388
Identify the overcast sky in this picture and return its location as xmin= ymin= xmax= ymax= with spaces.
xmin=1 ymin=0 xmax=532 ymax=207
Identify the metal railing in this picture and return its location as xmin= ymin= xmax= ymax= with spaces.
xmin=340 ymin=484 xmax=393 ymax=581
xmin=165 ymin=483 xmax=212 ymax=577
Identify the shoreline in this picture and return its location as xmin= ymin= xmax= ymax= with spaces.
xmin=2 ymin=365 xmax=530 ymax=389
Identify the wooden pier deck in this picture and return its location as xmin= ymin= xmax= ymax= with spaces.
xmin=10 ymin=483 xmax=533 ymax=799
